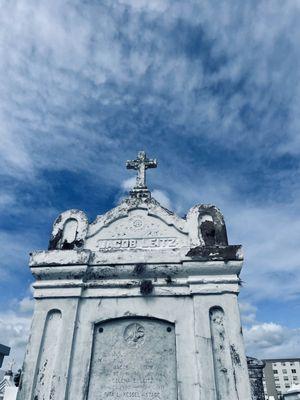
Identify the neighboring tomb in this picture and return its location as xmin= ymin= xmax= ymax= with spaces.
xmin=247 ymin=357 xmax=266 ymax=400
xmin=0 ymin=366 xmax=18 ymax=400
xmin=17 ymin=151 xmax=252 ymax=400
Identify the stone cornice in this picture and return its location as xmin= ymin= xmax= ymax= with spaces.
xmin=29 ymin=249 xmax=243 ymax=289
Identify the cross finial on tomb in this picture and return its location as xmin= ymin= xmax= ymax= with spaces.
xmin=126 ymin=151 xmax=157 ymax=197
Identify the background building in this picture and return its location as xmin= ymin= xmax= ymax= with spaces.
xmin=282 ymin=385 xmax=300 ymax=400
xmin=263 ymin=358 xmax=300 ymax=399
xmin=0 ymin=346 xmax=10 ymax=369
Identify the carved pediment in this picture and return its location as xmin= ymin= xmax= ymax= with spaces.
xmin=85 ymin=197 xmax=189 ymax=252
xmin=46 ymin=196 xmax=241 ymax=262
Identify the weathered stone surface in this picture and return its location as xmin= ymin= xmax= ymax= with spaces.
xmin=186 ymin=204 xmax=229 ymax=247
xmin=32 ymin=310 xmax=62 ymax=400
xmin=48 ymin=209 xmax=88 ymax=250
xmin=87 ymin=318 xmax=177 ymax=400
xmin=247 ymin=357 xmax=266 ymax=400
xmin=17 ymin=152 xmax=252 ymax=400
xmin=126 ymin=151 xmax=157 ymax=199
xmin=29 ymin=249 xmax=90 ymax=266
xmin=186 ymin=244 xmax=243 ymax=261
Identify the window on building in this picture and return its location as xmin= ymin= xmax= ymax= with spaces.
xmin=273 ymin=363 xmax=277 ymax=366
xmin=284 ymin=376 xmax=289 ymax=381
xmin=282 ymin=362 xmax=286 ymax=366
xmin=275 ymin=377 xmax=279 ymax=381
xmin=283 ymin=369 xmax=287 ymax=374
xmin=285 ymin=384 xmax=290 ymax=388
xmin=290 ymin=362 xmax=295 ymax=366
xmin=293 ymin=376 xmax=298 ymax=381
xmin=291 ymin=369 xmax=296 ymax=373
xmin=273 ymin=369 xmax=278 ymax=374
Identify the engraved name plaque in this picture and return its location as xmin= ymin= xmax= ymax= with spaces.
xmin=96 ymin=237 xmax=180 ymax=252
xmin=87 ymin=317 xmax=178 ymax=400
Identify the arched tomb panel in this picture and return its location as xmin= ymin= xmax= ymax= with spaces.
xmin=87 ymin=317 xmax=178 ymax=400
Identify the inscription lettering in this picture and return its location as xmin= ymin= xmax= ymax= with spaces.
xmin=104 ymin=391 xmax=160 ymax=398
xmin=97 ymin=237 xmax=179 ymax=251
xmin=87 ymin=318 xmax=177 ymax=400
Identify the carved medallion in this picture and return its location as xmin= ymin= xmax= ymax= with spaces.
xmin=123 ymin=322 xmax=145 ymax=347
xmin=131 ymin=217 xmax=144 ymax=230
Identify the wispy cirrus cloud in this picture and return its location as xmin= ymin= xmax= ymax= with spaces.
xmin=0 ymin=302 xmax=33 ymax=369
xmin=0 ymin=0 xmax=300 ymax=365
xmin=0 ymin=0 xmax=300 ymax=180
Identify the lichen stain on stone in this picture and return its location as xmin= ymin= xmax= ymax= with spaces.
xmin=50 ymin=384 xmax=56 ymax=400
xmin=140 ymin=280 xmax=154 ymax=295
xmin=133 ymin=263 xmax=146 ymax=275
xmin=186 ymin=245 xmax=243 ymax=261
xmin=230 ymin=344 xmax=241 ymax=366
xmin=200 ymin=220 xmax=216 ymax=246
xmin=124 ymin=311 xmax=137 ymax=316
xmin=61 ymin=238 xmax=84 ymax=250
xmin=247 ymin=357 xmax=265 ymax=400
xmin=48 ymin=229 xmax=63 ymax=250
xmin=55 ymin=215 xmax=62 ymax=224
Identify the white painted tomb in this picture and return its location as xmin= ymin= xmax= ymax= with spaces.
xmin=17 ymin=151 xmax=252 ymax=400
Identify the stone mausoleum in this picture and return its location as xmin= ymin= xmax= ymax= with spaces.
xmin=17 ymin=151 xmax=252 ymax=400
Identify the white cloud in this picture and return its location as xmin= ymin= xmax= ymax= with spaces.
xmin=0 ymin=0 xmax=299 ymax=186
xmin=19 ymin=297 xmax=34 ymax=314
xmin=228 ymin=204 xmax=300 ymax=301
xmin=152 ymin=189 xmax=172 ymax=209
xmin=119 ymin=0 xmax=171 ymax=13
xmin=0 ymin=229 xmax=44 ymax=281
xmin=119 ymin=178 xmax=172 ymax=209
xmin=121 ymin=177 xmax=136 ymax=191
xmin=0 ymin=193 xmax=16 ymax=210
xmin=239 ymin=302 xmax=257 ymax=325
xmin=0 ymin=295 xmax=35 ymax=370
xmin=0 ymin=313 xmax=31 ymax=370
xmin=244 ymin=322 xmax=300 ymax=359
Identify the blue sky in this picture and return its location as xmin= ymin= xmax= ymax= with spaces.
xmin=0 ymin=0 xmax=300 ymax=367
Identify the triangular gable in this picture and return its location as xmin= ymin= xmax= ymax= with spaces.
xmin=85 ymin=197 xmax=189 ymax=252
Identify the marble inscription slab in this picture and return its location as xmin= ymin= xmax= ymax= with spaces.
xmin=87 ymin=317 xmax=178 ymax=400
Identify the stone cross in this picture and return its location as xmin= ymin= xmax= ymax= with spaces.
xmin=126 ymin=151 xmax=157 ymax=191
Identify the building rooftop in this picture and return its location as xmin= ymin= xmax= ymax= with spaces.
xmin=0 ymin=345 xmax=10 ymax=369
xmin=0 ymin=345 xmax=10 ymax=356
xmin=263 ymin=358 xmax=300 ymax=362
